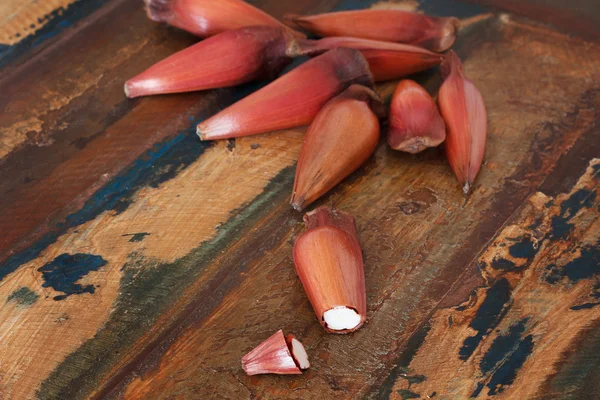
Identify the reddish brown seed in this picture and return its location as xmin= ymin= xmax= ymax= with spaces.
xmin=125 ymin=27 xmax=296 ymax=98
xmin=438 ymin=51 xmax=487 ymax=194
xmin=285 ymin=10 xmax=459 ymax=52
xmin=293 ymin=207 xmax=367 ymax=334
xmin=241 ymin=330 xmax=310 ymax=375
xmin=291 ymin=85 xmax=383 ymax=211
xmin=197 ymin=48 xmax=373 ymax=141
xmin=388 ymin=80 xmax=446 ymax=153
xmin=144 ymin=0 xmax=302 ymax=38
xmin=289 ymin=36 xmax=442 ymax=82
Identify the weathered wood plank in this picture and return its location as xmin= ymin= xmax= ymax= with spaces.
xmin=384 ymin=160 xmax=600 ymax=399
xmin=94 ymin=14 xmax=600 ymax=399
xmin=0 ymin=0 xmax=78 ymax=46
xmin=0 ymin=0 xmax=599 ymax=399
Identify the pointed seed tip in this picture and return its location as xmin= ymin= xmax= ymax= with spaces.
xmin=196 ymin=125 xmax=206 ymax=141
xmin=462 ymin=181 xmax=471 ymax=195
xmin=285 ymin=39 xmax=301 ymax=58
xmin=291 ymin=200 xmax=304 ymax=212
xmin=144 ymin=0 xmax=172 ymax=22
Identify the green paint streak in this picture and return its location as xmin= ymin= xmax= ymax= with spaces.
xmin=38 ymin=166 xmax=294 ymax=399
xmin=397 ymin=389 xmax=420 ymax=399
xmin=404 ymin=374 xmax=426 ymax=386
xmin=7 ymin=287 xmax=39 ymax=306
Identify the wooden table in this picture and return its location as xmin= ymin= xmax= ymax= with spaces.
xmin=1 ymin=0 xmax=599 ymax=398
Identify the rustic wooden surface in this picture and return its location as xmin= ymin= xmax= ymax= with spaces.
xmin=1 ymin=0 xmax=599 ymax=399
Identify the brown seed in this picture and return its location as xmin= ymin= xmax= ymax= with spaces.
xmin=438 ymin=51 xmax=487 ymax=194
xmin=242 ymin=330 xmax=310 ymax=375
xmin=291 ymin=85 xmax=383 ymax=211
xmin=197 ymin=48 xmax=373 ymax=141
xmin=144 ymin=0 xmax=303 ymax=38
xmin=285 ymin=10 xmax=459 ymax=52
xmin=289 ymin=36 xmax=442 ymax=82
xmin=293 ymin=207 xmax=367 ymax=334
xmin=388 ymin=79 xmax=446 ymax=154
xmin=125 ymin=27 xmax=296 ymax=98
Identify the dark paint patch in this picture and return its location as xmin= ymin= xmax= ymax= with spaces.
xmin=38 ymin=253 xmax=107 ymax=300
xmin=7 ymin=286 xmax=39 ymax=306
xmin=593 ymin=282 xmax=600 ymax=299
xmin=374 ymin=323 xmax=432 ymax=399
xmin=486 ymin=335 xmax=534 ymax=395
xmin=403 ymin=374 xmax=426 ymax=386
xmin=397 ymin=389 xmax=420 ymax=399
xmin=0 ymin=132 xmax=210 ymax=283
xmin=544 ymin=245 xmax=600 ymax=285
xmin=480 ymin=318 xmax=529 ymax=374
xmin=550 ymin=215 xmax=574 ymax=241
xmin=491 ymin=257 xmax=517 ymax=271
xmin=570 ymin=280 xmax=600 ymax=310
xmin=471 ymin=382 xmax=485 ymax=398
xmin=0 ymin=0 xmax=107 ymax=69
xmin=0 ymin=44 xmax=10 ymax=59
xmin=551 ymin=189 xmax=597 ymax=240
xmin=509 ymin=236 xmax=537 ymax=260
xmin=491 ymin=236 xmax=538 ymax=271
xmin=570 ymin=302 xmax=600 ymax=310
xmin=459 ymin=278 xmax=512 ymax=360
xmin=122 ymin=233 xmax=151 ymax=243
xmin=0 ymin=71 xmax=276 ymax=283
xmin=39 ymin=166 xmax=296 ymax=399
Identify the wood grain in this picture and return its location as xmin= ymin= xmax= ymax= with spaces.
xmin=111 ymin=14 xmax=600 ymax=400
xmin=0 ymin=0 xmax=599 ymax=399
xmin=0 ymin=0 xmax=77 ymax=45
xmin=386 ymin=160 xmax=600 ymax=399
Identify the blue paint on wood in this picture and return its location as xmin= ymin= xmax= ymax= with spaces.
xmin=459 ymin=278 xmax=512 ymax=360
xmin=0 ymin=131 xmax=210 ymax=283
xmin=508 ymin=236 xmax=537 ymax=260
xmin=0 ymin=75 xmax=272 ymax=284
xmin=491 ymin=257 xmax=517 ymax=271
xmin=491 ymin=235 xmax=538 ymax=271
xmin=397 ymin=389 xmax=420 ymax=399
xmin=0 ymin=44 xmax=10 ymax=59
xmin=486 ymin=335 xmax=534 ymax=395
xmin=0 ymin=0 xmax=106 ymax=68
xmin=470 ymin=320 xmax=535 ymax=397
xmin=122 ymin=232 xmax=151 ymax=243
xmin=480 ymin=318 xmax=529 ymax=374
xmin=570 ymin=302 xmax=600 ymax=310
xmin=545 ymin=244 xmax=600 ymax=284
xmin=550 ymin=189 xmax=597 ymax=240
xmin=470 ymin=382 xmax=485 ymax=398
xmin=38 ymin=253 xmax=107 ymax=300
